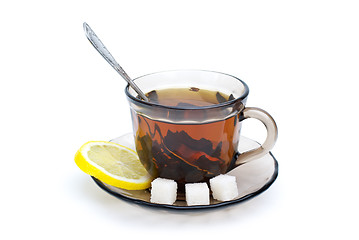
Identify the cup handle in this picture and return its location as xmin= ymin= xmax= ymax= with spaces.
xmin=235 ymin=107 xmax=278 ymax=166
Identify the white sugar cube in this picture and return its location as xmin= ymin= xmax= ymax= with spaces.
xmin=185 ymin=182 xmax=210 ymax=206
xmin=150 ymin=178 xmax=177 ymax=205
xmin=209 ymin=174 xmax=239 ymax=201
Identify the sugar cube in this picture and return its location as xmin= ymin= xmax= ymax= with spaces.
xmin=150 ymin=178 xmax=177 ymax=205
xmin=209 ymin=174 xmax=239 ymax=201
xmin=185 ymin=182 xmax=210 ymax=206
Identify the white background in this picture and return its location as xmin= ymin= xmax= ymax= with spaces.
xmin=1 ymin=0 xmax=358 ymax=239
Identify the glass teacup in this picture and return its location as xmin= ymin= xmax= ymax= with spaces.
xmin=125 ymin=70 xmax=278 ymax=187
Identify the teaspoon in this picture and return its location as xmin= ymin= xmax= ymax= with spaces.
xmin=83 ymin=22 xmax=149 ymax=101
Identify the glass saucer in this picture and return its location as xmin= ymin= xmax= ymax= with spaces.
xmin=91 ymin=133 xmax=278 ymax=210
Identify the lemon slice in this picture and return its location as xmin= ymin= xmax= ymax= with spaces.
xmin=75 ymin=141 xmax=153 ymax=190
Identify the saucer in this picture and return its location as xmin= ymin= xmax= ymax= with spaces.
xmin=91 ymin=133 xmax=278 ymax=210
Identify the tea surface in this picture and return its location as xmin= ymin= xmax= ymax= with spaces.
xmin=145 ymin=87 xmax=235 ymax=107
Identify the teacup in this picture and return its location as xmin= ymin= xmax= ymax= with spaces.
xmin=125 ymin=70 xmax=277 ymax=186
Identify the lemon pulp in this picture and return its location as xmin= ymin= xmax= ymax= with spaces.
xmin=75 ymin=141 xmax=153 ymax=190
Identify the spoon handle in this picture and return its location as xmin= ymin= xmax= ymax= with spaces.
xmin=83 ymin=22 xmax=148 ymax=101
